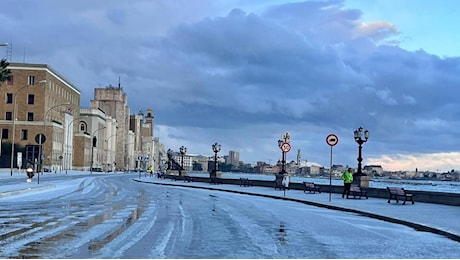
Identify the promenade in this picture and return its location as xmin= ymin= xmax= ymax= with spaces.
xmin=1 ymin=171 xmax=459 ymax=245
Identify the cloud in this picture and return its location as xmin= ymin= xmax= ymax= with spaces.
xmin=2 ymin=0 xmax=460 ymax=171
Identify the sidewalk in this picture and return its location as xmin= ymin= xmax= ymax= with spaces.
xmin=136 ymin=177 xmax=460 ymax=243
xmin=1 ymin=172 xmax=459 ymax=243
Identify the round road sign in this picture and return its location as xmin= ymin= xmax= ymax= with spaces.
xmin=280 ymin=142 xmax=291 ymax=153
xmin=326 ymin=134 xmax=339 ymax=146
xmin=35 ymin=133 xmax=46 ymax=144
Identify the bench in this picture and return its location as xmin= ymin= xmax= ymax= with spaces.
xmin=387 ymin=187 xmax=415 ymax=205
xmin=183 ymin=176 xmax=193 ymax=182
xmin=210 ymin=177 xmax=222 ymax=184
xmin=303 ymin=182 xmax=321 ymax=193
xmin=239 ymin=178 xmax=252 ymax=187
xmin=348 ymin=185 xmax=368 ymax=199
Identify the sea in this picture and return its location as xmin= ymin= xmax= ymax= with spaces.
xmin=187 ymin=172 xmax=460 ymax=194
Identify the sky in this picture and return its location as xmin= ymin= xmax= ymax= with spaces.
xmin=1 ymin=0 xmax=460 ymax=172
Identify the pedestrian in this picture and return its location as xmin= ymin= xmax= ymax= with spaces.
xmin=148 ymin=166 xmax=154 ymax=177
xmin=341 ymin=168 xmax=354 ymax=198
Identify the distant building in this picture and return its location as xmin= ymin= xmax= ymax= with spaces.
xmin=363 ymin=165 xmax=384 ymax=176
xmin=228 ymin=151 xmax=240 ymax=167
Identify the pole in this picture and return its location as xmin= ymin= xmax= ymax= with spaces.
xmin=329 ymin=145 xmax=332 ymax=202
xmin=357 ymin=141 xmax=363 ymax=175
xmin=38 ymin=138 xmax=41 ymax=184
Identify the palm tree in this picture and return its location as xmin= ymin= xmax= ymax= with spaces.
xmin=0 ymin=58 xmax=11 ymax=83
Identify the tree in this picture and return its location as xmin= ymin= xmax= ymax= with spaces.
xmin=0 ymin=58 xmax=11 ymax=83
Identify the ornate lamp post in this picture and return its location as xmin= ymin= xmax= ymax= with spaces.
xmin=277 ymin=139 xmax=286 ymax=174
xmin=354 ymin=126 xmax=370 ymax=176
xmin=179 ymin=146 xmax=187 ymax=176
xmin=211 ymin=142 xmax=221 ymax=178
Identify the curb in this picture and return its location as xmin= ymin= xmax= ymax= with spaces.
xmin=0 ymin=184 xmax=56 ymax=198
xmin=134 ymin=179 xmax=460 ymax=243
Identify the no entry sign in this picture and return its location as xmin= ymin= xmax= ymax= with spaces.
xmin=326 ymin=134 xmax=338 ymax=146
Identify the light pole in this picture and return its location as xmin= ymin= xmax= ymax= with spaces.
xmin=211 ymin=142 xmax=221 ymax=178
xmin=179 ymin=145 xmax=187 ymax=176
xmin=105 ymin=134 xmax=117 ymax=172
xmin=90 ymin=126 xmax=106 ymax=174
xmin=39 ymin=102 xmax=71 ymax=180
xmin=354 ymin=126 xmax=370 ymax=176
xmin=9 ymin=80 xmax=46 ymax=176
xmin=277 ymin=139 xmax=286 ymax=174
xmin=65 ymin=116 xmax=87 ymax=174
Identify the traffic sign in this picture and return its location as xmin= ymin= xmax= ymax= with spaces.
xmin=144 ymin=156 xmax=149 ymax=161
xmin=326 ymin=134 xmax=339 ymax=146
xmin=35 ymin=133 xmax=46 ymax=144
xmin=280 ymin=142 xmax=291 ymax=153
xmin=138 ymin=156 xmax=143 ymax=161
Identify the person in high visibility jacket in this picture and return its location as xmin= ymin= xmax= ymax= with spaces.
xmin=341 ymin=168 xmax=354 ymax=198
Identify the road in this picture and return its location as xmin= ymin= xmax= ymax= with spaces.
xmin=0 ymin=174 xmax=458 ymax=258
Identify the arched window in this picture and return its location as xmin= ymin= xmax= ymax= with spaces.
xmin=79 ymin=122 xmax=87 ymax=132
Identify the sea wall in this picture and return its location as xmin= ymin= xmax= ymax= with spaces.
xmin=168 ymin=175 xmax=460 ymax=206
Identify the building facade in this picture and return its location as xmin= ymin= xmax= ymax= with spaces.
xmin=0 ymin=63 xmax=81 ymax=172
xmin=90 ymin=86 xmax=130 ymax=170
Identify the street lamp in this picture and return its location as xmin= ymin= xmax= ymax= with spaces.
xmin=354 ymin=126 xmax=370 ymax=176
xmin=211 ymin=142 xmax=221 ymax=178
xmin=277 ymin=139 xmax=286 ymax=174
xmin=105 ymin=134 xmax=117 ymax=173
xmin=65 ymin=116 xmax=87 ymax=174
xmin=9 ymin=80 xmax=47 ymax=176
xmin=179 ymin=145 xmax=187 ymax=176
xmin=90 ymin=126 xmax=106 ymax=174
xmin=38 ymin=101 xmax=71 ymax=180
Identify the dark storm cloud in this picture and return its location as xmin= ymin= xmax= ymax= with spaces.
xmin=2 ymin=0 xmax=460 ymax=170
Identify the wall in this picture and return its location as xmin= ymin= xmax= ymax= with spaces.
xmin=171 ymin=176 xmax=460 ymax=206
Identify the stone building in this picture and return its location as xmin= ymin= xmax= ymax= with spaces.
xmin=129 ymin=109 xmax=154 ymax=170
xmin=0 ymin=63 xmax=81 ymax=172
xmin=89 ymin=86 xmax=130 ymax=170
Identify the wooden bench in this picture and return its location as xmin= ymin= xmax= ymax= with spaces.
xmin=183 ymin=176 xmax=193 ymax=182
xmin=239 ymin=178 xmax=252 ymax=187
xmin=274 ymin=179 xmax=284 ymax=190
xmin=387 ymin=187 xmax=415 ymax=205
xmin=348 ymin=185 xmax=368 ymax=199
xmin=210 ymin=177 xmax=222 ymax=184
xmin=303 ymin=182 xmax=321 ymax=194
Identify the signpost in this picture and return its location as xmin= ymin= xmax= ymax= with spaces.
xmin=326 ymin=134 xmax=339 ymax=201
xmin=35 ymin=133 xmax=46 ymax=185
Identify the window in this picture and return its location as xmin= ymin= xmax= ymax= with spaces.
xmin=28 ymin=76 xmax=35 ymax=85
xmin=7 ymin=75 xmax=13 ymax=85
xmin=28 ymin=94 xmax=34 ymax=104
xmin=27 ymin=112 xmax=34 ymax=121
xmin=80 ymin=122 xmax=87 ymax=132
xmin=21 ymin=129 xmax=28 ymax=140
xmin=2 ymin=129 xmax=8 ymax=139
xmin=6 ymin=93 xmax=13 ymax=104
xmin=5 ymin=112 xmax=12 ymax=121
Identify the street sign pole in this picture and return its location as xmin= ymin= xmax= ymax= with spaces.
xmin=326 ymin=134 xmax=339 ymax=202
xmin=329 ymin=145 xmax=333 ymax=202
